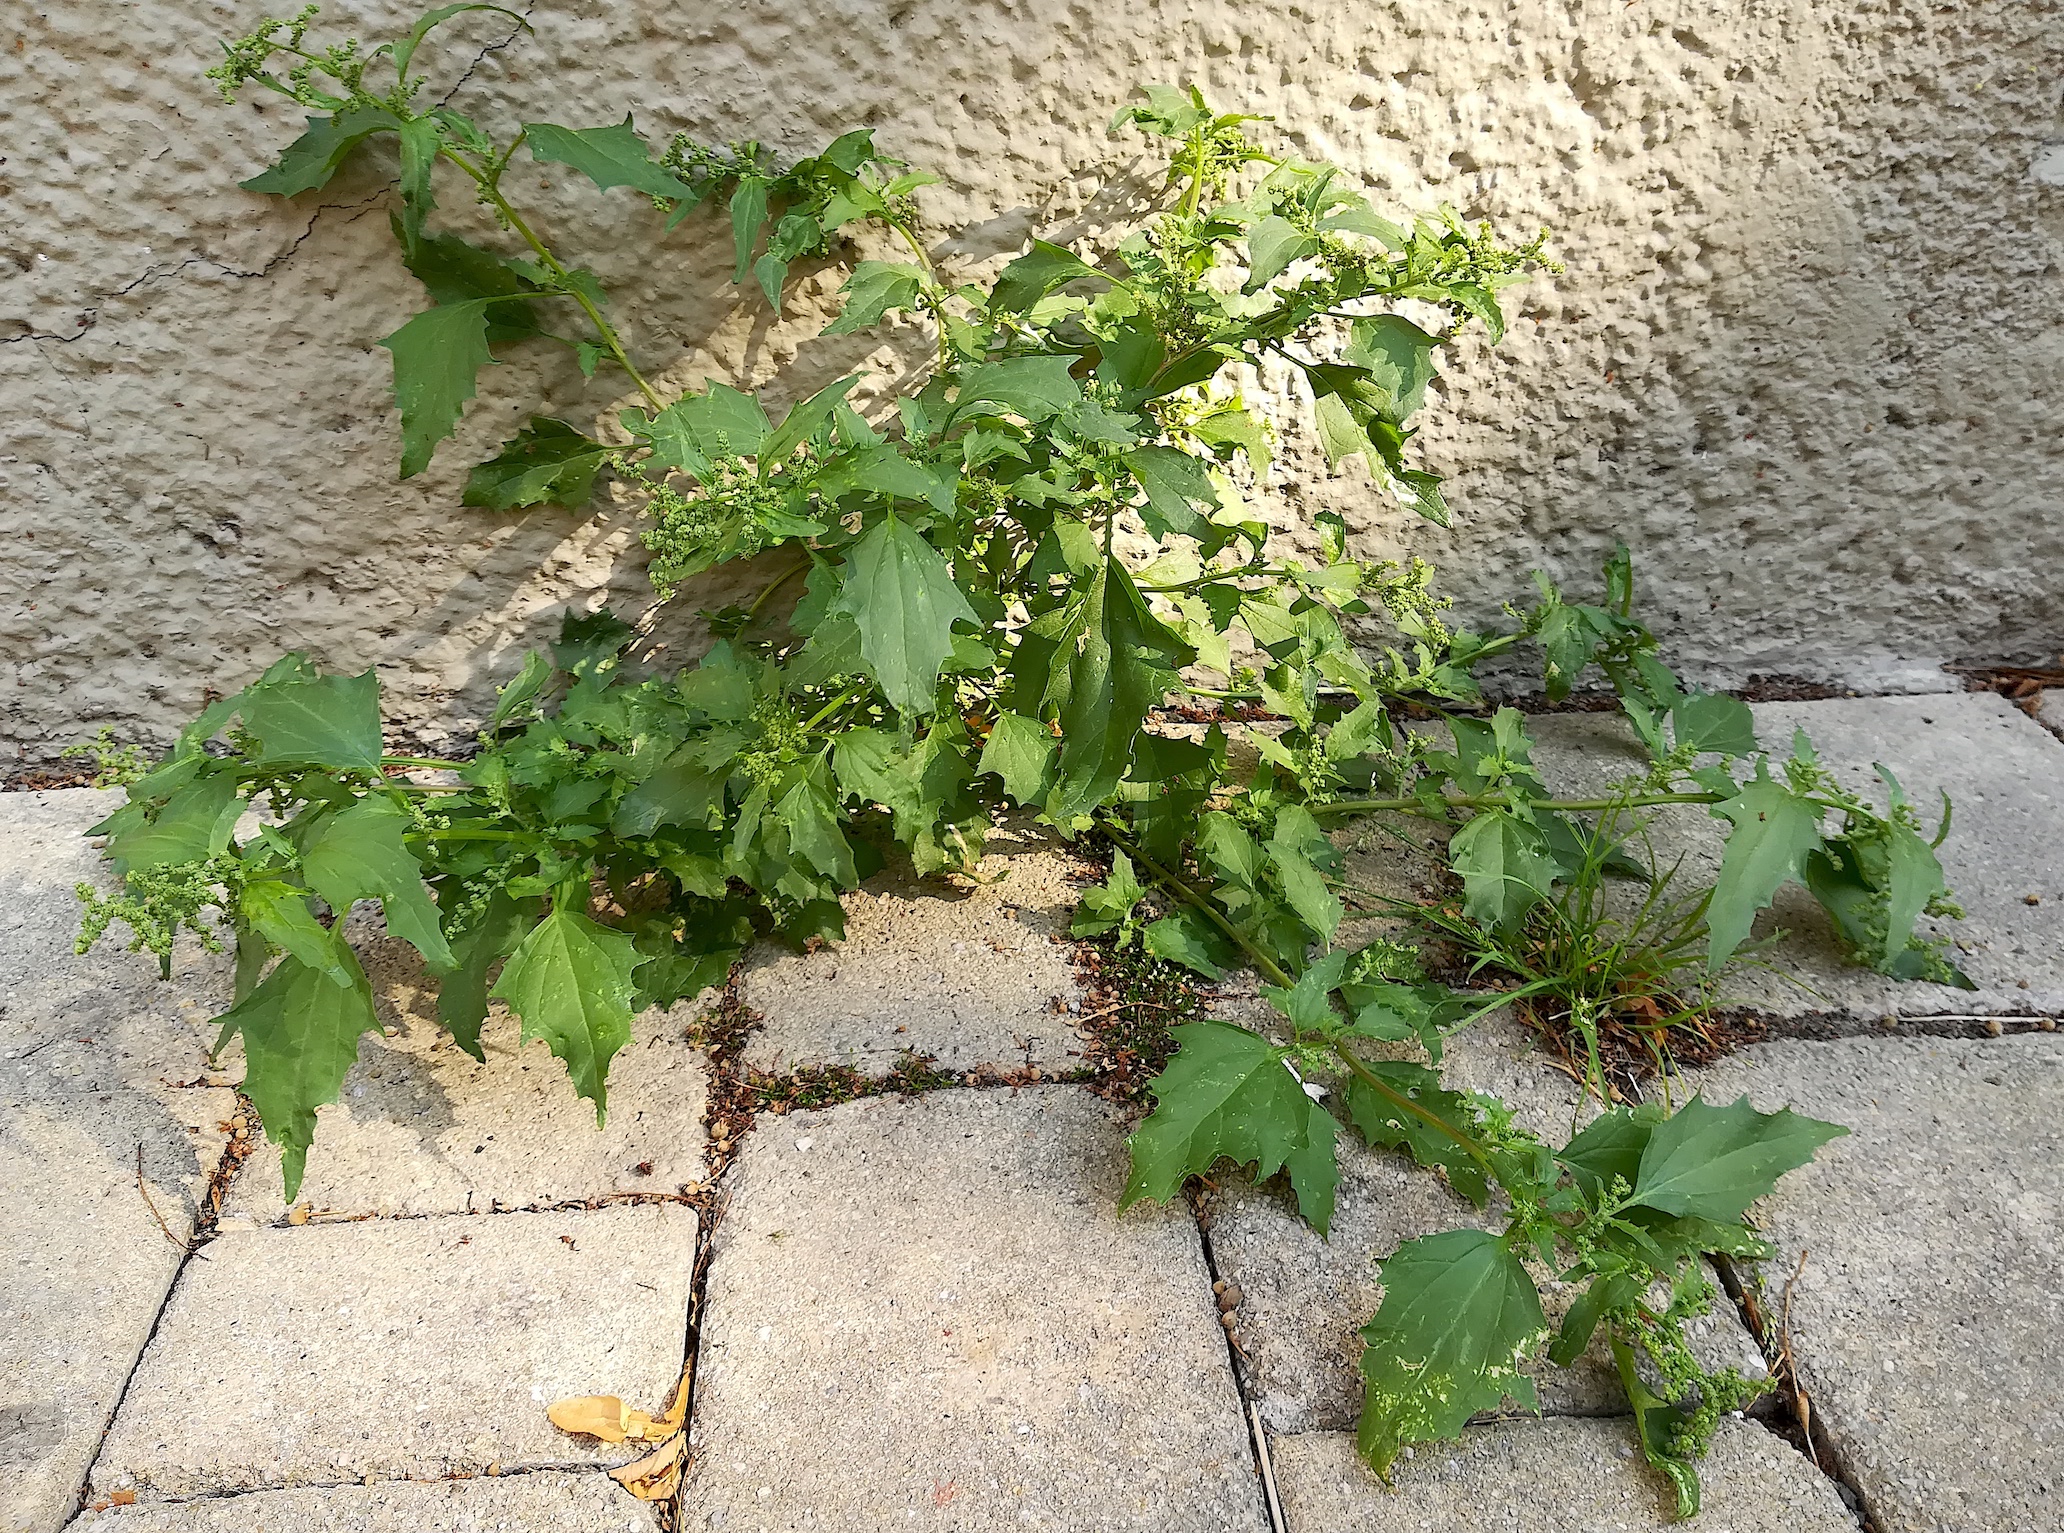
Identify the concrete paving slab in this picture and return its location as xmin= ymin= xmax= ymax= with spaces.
xmin=65 ymin=1470 xmax=659 ymax=1532
xmin=1209 ymin=1016 xmax=1765 ymax=1435
xmin=1691 ymin=1033 xmax=2064 ymax=1533
xmin=92 ymin=1205 xmax=695 ymax=1501
xmin=1268 ymin=1417 xmax=1858 ymax=1532
xmin=2 ymin=1089 xmax=232 ymax=1533
xmin=223 ymin=933 xmax=709 ymax=1222
xmin=683 ymin=1086 xmax=1268 ymax=1531
xmin=1 ymin=790 xmax=228 ymax=1099
xmin=1527 ymin=694 xmax=2064 ymax=1019
xmin=737 ymin=821 xmax=1088 ymax=1076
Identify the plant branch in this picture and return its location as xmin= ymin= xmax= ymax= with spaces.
xmin=441 ymin=145 xmax=665 ymax=412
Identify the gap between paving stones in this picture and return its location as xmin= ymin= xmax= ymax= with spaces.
xmin=1710 ymin=1253 xmax=1883 ymax=1533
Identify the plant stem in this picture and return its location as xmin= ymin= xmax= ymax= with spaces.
xmin=442 ymin=141 xmax=665 ymax=412
xmin=1097 ymin=813 xmax=1504 ymax=1180
xmin=746 ymin=559 xmax=813 ymax=625
xmin=1312 ymin=791 xmax=1726 ymax=818
xmin=382 ymin=755 xmax=467 ymax=771
xmin=802 ymin=683 xmax=865 ymax=733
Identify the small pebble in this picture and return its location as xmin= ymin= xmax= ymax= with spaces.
xmin=2024 ymin=893 xmax=2043 ymax=906
xmin=2040 ymin=1018 xmax=2057 ymax=1032
xmin=1985 ymin=1019 xmax=2004 ymax=1037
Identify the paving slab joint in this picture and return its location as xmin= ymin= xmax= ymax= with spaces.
xmin=56 ymin=1093 xmax=261 ymax=1524
xmin=1711 ymin=1252 xmax=1880 ymax=1533
xmin=663 ymin=1179 xmax=726 ymax=1520
xmin=1192 ymin=1189 xmax=1289 ymax=1533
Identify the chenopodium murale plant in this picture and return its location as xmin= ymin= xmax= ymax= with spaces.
xmin=73 ymin=10 xmax=1973 ymax=1512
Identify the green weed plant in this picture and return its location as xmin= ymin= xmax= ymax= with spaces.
xmin=76 ymin=7 xmax=1971 ymax=1512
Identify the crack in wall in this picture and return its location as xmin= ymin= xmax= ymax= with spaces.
xmin=1 ymin=191 xmax=388 ymax=349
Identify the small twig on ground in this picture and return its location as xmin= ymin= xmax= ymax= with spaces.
xmin=1250 ymin=1400 xmax=1287 ymax=1533
xmin=135 ymin=1144 xmax=189 ymax=1254
xmin=1780 ymin=1247 xmax=1815 ymax=1468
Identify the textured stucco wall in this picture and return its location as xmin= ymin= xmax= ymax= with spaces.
xmin=5 ymin=0 xmax=2061 ymax=762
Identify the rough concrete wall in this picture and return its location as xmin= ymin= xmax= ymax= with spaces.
xmin=5 ymin=0 xmax=2061 ymax=761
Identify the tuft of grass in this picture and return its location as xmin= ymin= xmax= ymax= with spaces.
xmin=1413 ymin=807 xmax=1736 ymax=1098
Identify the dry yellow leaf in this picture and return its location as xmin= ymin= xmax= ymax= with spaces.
xmin=608 ymin=1430 xmax=686 ymax=1501
xmin=546 ymin=1394 xmax=631 ymax=1443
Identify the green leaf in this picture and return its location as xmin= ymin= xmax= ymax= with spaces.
xmin=378 ymin=298 xmax=503 ymax=477
xmin=215 ymin=950 xmax=380 ymax=1199
xmin=1040 ymin=560 xmax=1194 ymax=820
xmin=824 ymin=261 xmax=926 ymax=335
xmin=1123 ymin=445 xmax=1219 ymax=542
xmin=395 ymin=115 xmax=440 ymax=253
xmin=811 ymin=442 xmax=957 ymax=514
xmin=240 ymin=105 xmax=401 ymax=197
xmin=1110 ymin=84 xmax=1212 ymax=139
xmin=525 ymin=117 xmax=696 ymax=202
xmin=490 ymin=899 xmax=643 ymax=1120
xmin=391 ymin=5 xmax=527 ymax=79
xmin=300 ymin=797 xmax=454 ymax=969
xmin=1143 ymin=908 xmax=1241 ymax=980
xmin=977 ymin=712 xmax=1058 ymax=805
xmin=433 ymin=891 xmax=534 ymax=1059
xmin=729 ymin=176 xmax=771 ymax=283
xmin=759 ymin=375 xmax=860 ymax=473
xmin=1556 ymin=1103 xmax=1661 ymax=1202
xmin=989 ymin=239 xmax=1110 ymax=315
xmin=1342 ymin=1061 xmax=1499 ymax=1207
xmin=1070 ymin=848 xmax=1146 ymax=937
xmin=106 ymin=771 xmax=243 ymax=873
xmin=1343 ymin=315 xmax=1441 ymax=422
xmin=1669 ymin=692 xmax=1759 ymax=758
xmin=1266 ymin=810 xmax=1343 ymax=945
xmin=463 ymin=417 xmax=613 ymax=509
xmin=1355 ymin=1230 xmax=1547 ymax=1477
xmin=1707 ymin=772 xmax=1824 ymax=970
xmin=397 ymin=228 xmax=541 ymax=343
xmin=775 ymin=777 xmax=858 ymax=886
xmin=628 ymin=381 xmax=771 ymax=471
xmin=488 ymin=651 xmax=552 ymax=729
xmin=239 ymin=879 xmax=353 ymax=987
xmin=240 ymin=669 xmax=384 ymax=772
xmin=1549 ymin=1271 xmax=1642 ymax=1368
xmin=949 ymin=356 xmax=1083 ymax=423
xmin=1880 ymin=819 xmax=1946 ymax=970
xmin=1628 ymin=1094 xmax=1847 ymax=1223
xmin=1449 ymin=809 xmax=1554 ymax=934
xmin=831 ymin=514 xmax=978 ymax=715
xmin=1244 ymin=215 xmax=1316 ymax=291
xmin=1122 ymin=1021 xmax=1341 ymax=1234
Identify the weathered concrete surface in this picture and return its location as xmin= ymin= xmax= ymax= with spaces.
xmin=93 ymin=1206 xmax=695 ymax=1500
xmin=65 ymin=1471 xmax=660 ymax=1532
xmin=1 ymin=1090 xmax=231 ymax=1533
xmin=683 ymin=1087 xmax=1267 ymax=1530
xmin=1209 ymin=1017 xmax=1763 ymax=1435
xmin=1 ymin=790 xmax=227 ymax=1098
xmin=1529 ymin=694 xmax=2064 ymax=1018
xmin=224 ymin=934 xmax=709 ymax=1222
xmin=7 ymin=1 xmax=2061 ymax=761
xmin=1268 ymin=1418 xmax=1858 ymax=1532
xmin=738 ymin=824 xmax=1086 ymax=1076
xmin=1693 ymin=1033 xmax=2064 ymax=1533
